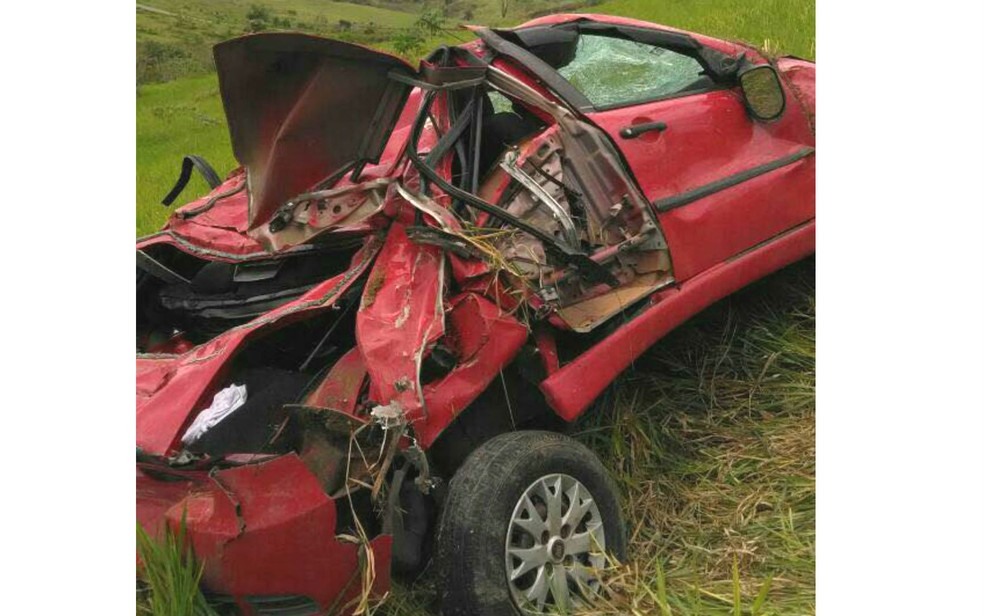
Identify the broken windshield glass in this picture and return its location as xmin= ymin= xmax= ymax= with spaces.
xmin=558 ymin=34 xmax=705 ymax=107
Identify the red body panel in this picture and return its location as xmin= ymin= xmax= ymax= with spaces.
xmin=138 ymin=456 xmax=391 ymax=612
xmin=541 ymin=221 xmax=815 ymax=420
xmin=654 ymin=152 xmax=814 ymax=280
xmin=356 ymin=222 xmax=446 ymax=418
xmin=585 ymin=64 xmax=814 ymax=281
xmin=303 ymin=347 xmax=368 ymax=413
xmin=416 ymin=292 xmax=529 ymax=447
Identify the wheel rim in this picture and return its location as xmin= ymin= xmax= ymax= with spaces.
xmin=505 ymin=473 xmax=607 ymax=613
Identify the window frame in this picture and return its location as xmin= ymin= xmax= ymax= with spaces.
xmin=483 ymin=22 xmax=740 ymax=114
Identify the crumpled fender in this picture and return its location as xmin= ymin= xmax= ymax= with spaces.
xmin=305 ymin=290 xmax=529 ymax=449
xmin=415 ymin=292 xmax=529 ymax=447
xmin=356 ymin=222 xmax=446 ymax=419
xmin=138 ymin=454 xmax=391 ymax=612
xmin=136 ymin=236 xmax=382 ymax=455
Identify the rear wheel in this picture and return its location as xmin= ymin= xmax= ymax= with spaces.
xmin=435 ymin=431 xmax=625 ymax=615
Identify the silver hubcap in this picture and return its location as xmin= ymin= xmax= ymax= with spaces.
xmin=505 ymin=473 xmax=607 ymax=613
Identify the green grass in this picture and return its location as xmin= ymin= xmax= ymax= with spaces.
xmin=137 ymin=1 xmax=419 ymax=84
xmin=137 ymin=517 xmax=218 ymax=616
xmin=586 ymin=0 xmax=815 ymax=59
xmin=572 ymin=260 xmax=815 ymax=615
xmin=136 ymin=74 xmax=236 ymax=235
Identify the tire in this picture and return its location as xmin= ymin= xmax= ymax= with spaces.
xmin=434 ymin=431 xmax=626 ymax=615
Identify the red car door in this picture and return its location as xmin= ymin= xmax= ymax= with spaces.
xmin=556 ymin=30 xmax=815 ymax=281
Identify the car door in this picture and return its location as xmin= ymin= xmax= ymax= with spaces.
xmin=556 ymin=30 xmax=815 ymax=281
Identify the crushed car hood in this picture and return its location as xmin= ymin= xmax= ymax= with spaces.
xmin=214 ymin=33 xmax=416 ymax=231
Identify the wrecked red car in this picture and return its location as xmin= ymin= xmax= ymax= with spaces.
xmin=136 ymin=13 xmax=815 ymax=616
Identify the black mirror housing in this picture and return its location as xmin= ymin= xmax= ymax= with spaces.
xmin=739 ymin=65 xmax=786 ymax=121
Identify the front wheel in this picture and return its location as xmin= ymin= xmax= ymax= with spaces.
xmin=434 ymin=431 xmax=626 ymax=615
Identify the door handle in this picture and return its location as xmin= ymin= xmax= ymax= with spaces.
xmin=620 ymin=122 xmax=667 ymax=139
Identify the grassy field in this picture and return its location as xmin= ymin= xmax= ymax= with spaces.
xmin=136 ymin=2 xmax=815 ymax=614
xmin=136 ymin=74 xmax=235 ymax=234
xmin=590 ymin=0 xmax=815 ymax=58
xmin=137 ymin=1 xmax=417 ymax=82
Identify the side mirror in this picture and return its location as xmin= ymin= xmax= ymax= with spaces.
xmin=739 ymin=65 xmax=785 ymax=121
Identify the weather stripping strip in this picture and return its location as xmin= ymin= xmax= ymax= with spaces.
xmin=653 ymin=147 xmax=815 ymax=212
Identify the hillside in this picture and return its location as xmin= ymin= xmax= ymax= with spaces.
xmin=137 ymin=0 xmax=417 ymax=82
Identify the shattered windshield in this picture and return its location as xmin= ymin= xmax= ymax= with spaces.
xmin=558 ymin=34 xmax=706 ymax=107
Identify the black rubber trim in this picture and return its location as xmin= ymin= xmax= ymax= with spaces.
xmin=161 ymin=155 xmax=222 ymax=206
xmin=473 ymin=27 xmax=592 ymax=111
xmin=653 ymin=147 xmax=815 ymax=212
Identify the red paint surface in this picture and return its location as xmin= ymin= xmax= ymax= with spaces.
xmin=356 ymin=222 xmax=446 ymax=417
xmin=303 ymin=347 xmax=368 ymax=414
xmin=541 ymin=221 xmax=815 ymax=420
xmin=415 ymin=293 xmax=529 ymax=447
xmin=587 ymin=84 xmax=814 ymax=281
xmin=139 ymin=456 xmax=390 ymax=612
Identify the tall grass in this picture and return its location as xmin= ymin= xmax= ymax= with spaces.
xmin=588 ymin=0 xmax=815 ymax=59
xmin=572 ymin=259 xmax=815 ymax=614
xmin=136 ymin=517 xmax=218 ymax=616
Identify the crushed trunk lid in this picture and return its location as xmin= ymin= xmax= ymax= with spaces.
xmin=214 ymin=33 xmax=416 ymax=231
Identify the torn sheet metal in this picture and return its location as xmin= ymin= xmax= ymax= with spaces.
xmin=136 ymin=236 xmax=382 ymax=456
xmin=302 ymin=347 xmax=367 ymax=415
xmin=214 ymin=33 xmax=415 ymax=232
xmin=141 ymin=454 xmax=391 ymax=611
xmin=356 ymin=222 xmax=446 ymax=420
xmin=256 ymin=178 xmax=393 ymax=251
xmin=415 ymin=293 xmax=528 ymax=447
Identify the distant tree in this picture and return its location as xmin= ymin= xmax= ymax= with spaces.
xmin=338 ymin=19 xmax=353 ymax=31
xmin=393 ymin=9 xmax=447 ymax=59
xmin=393 ymin=30 xmax=425 ymax=58
xmin=416 ymin=9 xmax=446 ymax=36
